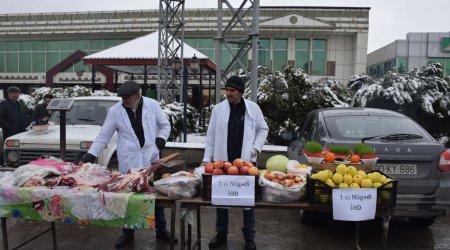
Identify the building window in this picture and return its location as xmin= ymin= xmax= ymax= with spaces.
xmin=258 ymin=39 xmax=271 ymax=71
xmin=397 ymin=57 xmax=407 ymax=74
xmin=312 ymin=39 xmax=326 ymax=75
xmin=295 ymin=39 xmax=310 ymax=72
xmin=272 ymin=39 xmax=287 ymax=72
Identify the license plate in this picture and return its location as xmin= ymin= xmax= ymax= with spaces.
xmin=374 ymin=164 xmax=417 ymax=175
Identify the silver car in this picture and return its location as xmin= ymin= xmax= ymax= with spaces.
xmin=286 ymin=107 xmax=450 ymax=227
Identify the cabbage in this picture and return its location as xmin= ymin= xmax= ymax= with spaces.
xmin=266 ymin=155 xmax=289 ymax=173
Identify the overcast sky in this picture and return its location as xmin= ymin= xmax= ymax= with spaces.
xmin=2 ymin=0 xmax=450 ymax=53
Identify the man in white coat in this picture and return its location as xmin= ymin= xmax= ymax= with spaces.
xmin=202 ymin=76 xmax=269 ymax=250
xmin=80 ymin=80 xmax=174 ymax=249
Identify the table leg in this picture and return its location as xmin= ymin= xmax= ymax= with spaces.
xmin=354 ymin=221 xmax=361 ymax=250
xmin=170 ymin=203 xmax=176 ymax=250
xmin=381 ymin=211 xmax=391 ymax=249
xmin=2 ymin=217 xmax=8 ymax=250
xmin=180 ymin=210 xmax=186 ymax=250
xmin=196 ymin=207 xmax=201 ymax=250
xmin=51 ymin=222 xmax=57 ymax=250
xmin=188 ymin=223 xmax=192 ymax=249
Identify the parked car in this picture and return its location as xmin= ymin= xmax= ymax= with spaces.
xmin=3 ymin=96 xmax=121 ymax=169
xmin=286 ymin=107 xmax=450 ymax=227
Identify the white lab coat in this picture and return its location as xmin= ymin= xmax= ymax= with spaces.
xmin=88 ymin=97 xmax=171 ymax=173
xmin=203 ymin=99 xmax=269 ymax=163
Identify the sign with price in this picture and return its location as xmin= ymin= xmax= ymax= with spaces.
xmin=332 ymin=188 xmax=377 ymax=221
xmin=211 ymin=175 xmax=255 ymax=206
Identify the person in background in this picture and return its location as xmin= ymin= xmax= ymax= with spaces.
xmin=31 ymin=94 xmax=54 ymax=124
xmin=79 ymin=80 xmax=175 ymax=249
xmin=0 ymin=86 xmax=28 ymax=165
xmin=202 ymin=76 xmax=269 ymax=250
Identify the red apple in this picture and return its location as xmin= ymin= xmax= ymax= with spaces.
xmin=212 ymin=168 xmax=224 ymax=175
xmin=243 ymin=162 xmax=254 ymax=168
xmin=232 ymin=158 xmax=244 ymax=168
xmin=239 ymin=166 xmax=249 ymax=175
xmin=227 ymin=166 xmax=239 ymax=175
xmin=205 ymin=162 xmax=214 ymax=174
xmin=213 ymin=160 xmax=224 ymax=169
xmin=248 ymin=166 xmax=259 ymax=176
xmin=223 ymin=162 xmax=232 ymax=172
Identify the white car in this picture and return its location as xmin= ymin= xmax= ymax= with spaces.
xmin=3 ymin=96 xmax=121 ymax=169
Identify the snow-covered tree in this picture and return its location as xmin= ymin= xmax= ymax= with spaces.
xmin=257 ymin=65 xmax=351 ymax=145
xmin=350 ymin=63 xmax=450 ymax=146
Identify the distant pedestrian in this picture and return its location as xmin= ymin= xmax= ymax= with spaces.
xmin=31 ymin=94 xmax=54 ymax=124
xmin=0 ymin=86 xmax=27 ymax=140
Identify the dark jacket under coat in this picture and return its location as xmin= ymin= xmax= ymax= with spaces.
xmin=0 ymin=99 xmax=27 ymax=139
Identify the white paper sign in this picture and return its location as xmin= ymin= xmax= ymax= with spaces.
xmin=211 ymin=175 xmax=255 ymax=206
xmin=332 ymin=188 xmax=377 ymax=221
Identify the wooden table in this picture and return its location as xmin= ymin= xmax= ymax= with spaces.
xmin=0 ymin=195 xmax=177 ymax=250
xmin=178 ymin=197 xmax=394 ymax=250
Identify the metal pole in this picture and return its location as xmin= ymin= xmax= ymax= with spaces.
xmin=91 ymin=67 xmax=96 ymax=93
xmin=143 ymin=65 xmax=148 ymax=96
xmin=60 ymin=111 xmax=66 ymax=161
xmin=183 ymin=65 xmax=188 ymax=142
xmin=251 ymin=0 xmax=260 ymax=102
xmin=215 ymin=0 xmax=223 ymax=104
xmin=114 ymin=70 xmax=118 ymax=92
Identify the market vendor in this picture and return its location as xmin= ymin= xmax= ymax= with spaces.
xmin=79 ymin=80 xmax=175 ymax=249
xmin=202 ymin=76 xmax=269 ymax=250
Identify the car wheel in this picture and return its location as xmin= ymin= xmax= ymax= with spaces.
xmin=107 ymin=156 xmax=119 ymax=171
xmin=408 ymin=217 xmax=436 ymax=228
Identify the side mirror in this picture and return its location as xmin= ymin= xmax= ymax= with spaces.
xmin=282 ymin=131 xmax=293 ymax=141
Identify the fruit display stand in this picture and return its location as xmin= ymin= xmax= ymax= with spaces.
xmin=310 ymin=162 xmax=374 ymax=172
xmin=177 ymin=197 xmax=394 ymax=250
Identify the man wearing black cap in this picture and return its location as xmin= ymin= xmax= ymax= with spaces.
xmin=202 ymin=76 xmax=269 ymax=250
xmin=0 ymin=86 xmax=27 ymax=141
xmin=79 ymin=80 xmax=174 ymax=249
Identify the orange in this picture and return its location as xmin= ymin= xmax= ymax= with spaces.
xmin=324 ymin=152 xmax=336 ymax=163
xmin=350 ymin=154 xmax=361 ymax=163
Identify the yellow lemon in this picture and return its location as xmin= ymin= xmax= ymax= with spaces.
xmin=343 ymin=174 xmax=353 ymax=185
xmin=338 ymin=183 xmax=349 ymax=188
xmin=372 ymin=183 xmax=382 ymax=188
xmin=325 ymin=179 xmax=336 ymax=188
xmin=332 ymin=173 xmax=343 ymax=185
xmin=317 ymin=171 xmax=329 ymax=182
xmin=353 ymin=175 xmax=363 ymax=185
xmin=349 ymin=183 xmax=360 ymax=188
xmin=383 ymin=178 xmax=393 ymax=188
xmin=360 ymin=178 xmax=373 ymax=188
xmin=325 ymin=170 xmax=333 ymax=179
xmin=347 ymin=166 xmax=358 ymax=176
xmin=336 ymin=164 xmax=347 ymax=175
xmin=357 ymin=170 xmax=366 ymax=178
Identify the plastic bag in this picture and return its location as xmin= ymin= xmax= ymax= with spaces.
xmin=153 ymin=173 xmax=201 ymax=199
xmin=286 ymin=160 xmax=312 ymax=177
xmin=259 ymin=171 xmax=306 ymax=203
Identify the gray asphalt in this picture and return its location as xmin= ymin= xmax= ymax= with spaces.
xmin=2 ymin=207 xmax=450 ymax=250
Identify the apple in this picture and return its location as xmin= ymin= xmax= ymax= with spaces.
xmin=227 ymin=166 xmax=239 ymax=175
xmin=243 ymin=162 xmax=254 ymax=168
xmin=239 ymin=166 xmax=249 ymax=175
xmin=232 ymin=158 xmax=244 ymax=168
xmin=213 ymin=160 xmax=224 ymax=169
xmin=248 ymin=166 xmax=259 ymax=176
xmin=212 ymin=168 xmax=224 ymax=175
xmin=223 ymin=162 xmax=232 ymax=172
xmin=205 ymin=162 xmax=214 ymax=174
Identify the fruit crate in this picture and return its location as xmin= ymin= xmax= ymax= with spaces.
xmin=201 ymin=174 xmax=260 ymax=201
xmin=306 ymin=170 xmax=397 ymax=208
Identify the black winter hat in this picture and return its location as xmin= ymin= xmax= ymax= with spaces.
xmin=117 ymin=80 xmax=140 ymax=97
xmin=225 ymin=76 xmax=245 ymax=93
xmin=7 ymin=86 xmax=20 ymax=93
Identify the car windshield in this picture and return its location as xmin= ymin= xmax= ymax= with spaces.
xmin=324 ymin=116 xmax=432 ymax=141
xmin=49 ymin=99 xmax=118 ymax=125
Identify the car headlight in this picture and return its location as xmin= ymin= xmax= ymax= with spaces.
xmin=5 ymin=139 xmax=20 ymax=147
xmin=6 ymin=151 xmax=19 ymax=163
xmin=80 ymin=141 xmax=93 ymax=149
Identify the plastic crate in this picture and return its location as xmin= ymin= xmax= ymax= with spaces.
xmin=307 ymin=169 xmax=397 ymax=208
xmin=201 ymin=174 xmax=260 ymax=201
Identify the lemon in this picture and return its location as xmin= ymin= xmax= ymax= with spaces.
xmin=343 ymin=174 xmax=353 ymax=185
xmin=317 ymin=171 xmax=329 ymax=182
xmin=325 ymin=179 xmax=336 ymax=188
xmin=347 ymin=166 xmax=358 ymax=176
xmin=349 ymin=183 xmax=360 ymax=188
xmin=360 ymin=178 xmax=373 ymax=188
xmin=357 ymin=170 xmax=366 ymax=178
xmin=372 ymin=183 xmax=382 ymax=188
xmin=353 ymin=175 xmax=363 ymax=185
xmin=370 ymin=172 xmax=382 ymax=183
xmin=379 ymin=175 xmax=387 ymax=184
xmin=338 ymin=183 xmax=349 ymax=188
xmin=325 ymin=169 xmax=333 ymax=179
xmin=311 ymin=173 xmax=318 ymax=180
xmin=332 ymin=173 xmax=343 ymax=185
xmin=383 ymin=178 xmax=393 ymax=188
xmin=336 ymin=164 xmax=348 ymax=175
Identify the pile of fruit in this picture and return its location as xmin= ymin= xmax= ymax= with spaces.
xmin=204 ymin=159 xmax=259 ymax=176
xmin=262 ymin=171 xmax=305 ymax=188
xmin=311 ymin=164 xmax=393 ymax=188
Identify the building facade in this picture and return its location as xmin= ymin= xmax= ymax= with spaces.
xmin=0 ymin=6 xmax=370 ymax=96
xmin=367 ymin=32 xmax=450 ymax=78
